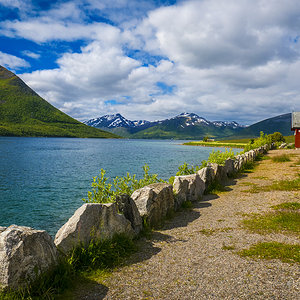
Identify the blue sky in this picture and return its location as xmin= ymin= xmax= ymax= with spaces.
xmin=0 ymin=0 xmax=300 ymax=124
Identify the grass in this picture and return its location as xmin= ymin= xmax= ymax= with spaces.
xmin=198 ymin=229 xmax=215 ymax=236
xmin=183 ymin=141 xmax=246 ymax=148
xmin=242 ymin=211 xmax=300 ymax=234
xmin=244 ymin=176 xmax=300 ymax=193
xmin=272 ymin=202 xmax=300 ymax=210
xmin=271 ymin=154 xmax=291 ymax=163
xmin=0 ymin=234 xmax=136 ymax=300
xmin=222 ymin=244 xmax=235 ymax=250
xmin=205 ymin=180 xmax=230 ymax=194
xmin=239 ymin=242 xmax=300 ymax=264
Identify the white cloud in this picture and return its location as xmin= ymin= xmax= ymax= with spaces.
xmin=11 ymin=0 xmax=300 ymax=124
xmin=22 ymin=50 xmax=40 ymax=59
xmin=0 ymin=51 xmax=29 ymax=69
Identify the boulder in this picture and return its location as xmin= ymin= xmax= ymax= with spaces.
xmin=115 ymin=194 xmax=143 ymax=235
xmin=54 ymin=203 xmax=133 ymax=254
xmin=173 ymin=174 xmax=205 ymax=208
xmin=279 ymin=143 xmax=287 ymax=149
xmin=131 ymin=183 xmax=174 ymax=227
xmin=197 ymin=166 xmax=215 ymax=191
xmin=207 ymin=162 xmax=228 ymax=183
xmin=224 ymin=158 xmax=235 ymax=176
xmin=0 ymin=225 xmax=58 ymax=289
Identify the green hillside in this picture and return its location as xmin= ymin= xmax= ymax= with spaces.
xmin=0 ymin=66 xmax=118 ymax=138
xmin=221 ymin=113 xmax=292 ymax=140
xmin=131 ymin=119 xmax=242 ymax=140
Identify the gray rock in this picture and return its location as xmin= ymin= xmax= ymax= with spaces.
xmin=279 ymin=143 xmax=287 ymax=149
xmin=54 ymin=203 xmax=133 ymax=254
xmin=131 ymin=183 xmax=174 ymax=227
xmin=207 ymin=162 xmax=228 ymax=183
xmin=0 ymin=225 xmax=57 ymax=289
xmin=224 ymin=158 xmax=235 ymax=176
xmin=115 ymin=194 xmax=143 ymax=235
xmin=197 ymin=167 xmax=215 ymax=190
xmin=173 ymin=174 xmax=205 ymax=209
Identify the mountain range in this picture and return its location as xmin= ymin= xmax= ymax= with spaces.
xmin=0 ymin=66 xmax=118 ymax=138
xmin=84 ymin=112 xmax=246 ymax=139
xmin=84 ymin=112 xmax=293 ymax=139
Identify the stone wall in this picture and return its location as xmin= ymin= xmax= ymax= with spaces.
xmin=0 ymin=144 xmax=270 ymax=290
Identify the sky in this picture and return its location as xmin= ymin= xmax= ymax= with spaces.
xmin=0 ymin=0 xmax=300 ymax=125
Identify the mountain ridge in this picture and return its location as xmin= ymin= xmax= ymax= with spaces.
xmin=0 ymin=66 xmax=119 ymax=138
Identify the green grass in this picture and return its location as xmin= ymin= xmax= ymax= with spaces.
xmin=198 ymin=229 xmax=215 ymax=236
xmin=183 ymin=141 xmax=246 ymax=148
xmin=0 ymin=234 xmax=136 ymax=300
xmin=242 ymin=211 xmax=300 ymax=234
xmin=271 ymin=154 xmax=291 ymax=163
xmin=239 ymin=242 xmax=300 ymax=264
xmin=205 ymin=180 xmax=230 ymax=194
xmin=218 ymin=138 xmax=252 ymax=144
xmin=244 ymin=177 xmax=300 ymax=193
xmin=272 ymin=202 xmax=300 ymax=210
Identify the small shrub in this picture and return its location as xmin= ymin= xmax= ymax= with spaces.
xmin=206 ymin=148 xmax=235 ymax=165
xmin=176 ymin=162 xmax=201 ymax=176
xmin=84 ymin=164 xmax=165 ymax=203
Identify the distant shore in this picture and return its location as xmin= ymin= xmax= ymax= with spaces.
xmin=182 ymin=141 xmax=246 ymax=148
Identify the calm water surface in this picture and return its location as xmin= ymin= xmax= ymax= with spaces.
xmin=0 ymin=137 xmax=232 ymax=236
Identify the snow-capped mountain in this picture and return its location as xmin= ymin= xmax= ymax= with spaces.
xmin=84 ymin=113 xmax=150 ymax=129
xmin=212 ymin=121 xmax=245 ymax=128
xmin=85 ymin=112 xmax=244 ymax=130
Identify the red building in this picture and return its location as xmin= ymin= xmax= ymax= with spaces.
xmin=292 ymin=112 xmax=300 ymax=149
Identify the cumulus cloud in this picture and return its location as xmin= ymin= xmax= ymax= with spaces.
xmin=0 ymin=51 xmax=29 ymax=69
xmin=8 ymin=0 xmax=300 ymax=124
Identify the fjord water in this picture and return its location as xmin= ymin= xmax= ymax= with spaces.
xmin=0 ymin=137 xmax=229 ymax=236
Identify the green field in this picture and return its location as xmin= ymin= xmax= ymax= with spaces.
xmin=183 ymin=135 xmax=295 ymax=148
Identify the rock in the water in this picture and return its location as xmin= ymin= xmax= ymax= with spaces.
xmin=115 ymin=194 xmax=143 ymax=235
xmin=0 ymin=225 xmax=57 ymax=289
xmin=131 ymin=183 xmax=174 ymax=227
xmin=54 ymin=203 xmax=133 ymax=254
xmin=173 ymin=174 xmax=205 ymax=209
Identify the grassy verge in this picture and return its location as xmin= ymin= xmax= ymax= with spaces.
xmin=239 ymin=242 xmax=300 ymax=264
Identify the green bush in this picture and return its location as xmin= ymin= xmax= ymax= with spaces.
xmin=83 ymin=164 xmax=165 ymax=203
xmin=243 ymin=131 xmax=271 ymax=152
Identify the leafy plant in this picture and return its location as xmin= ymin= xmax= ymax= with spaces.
xmin=176 ymin=162 xmax=201 ymax=176
xmin=84 ymin=164 xmax=165 ymax=203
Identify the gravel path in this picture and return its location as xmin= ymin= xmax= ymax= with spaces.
xmin=78 ymin=149 xmax=300 ymax=300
